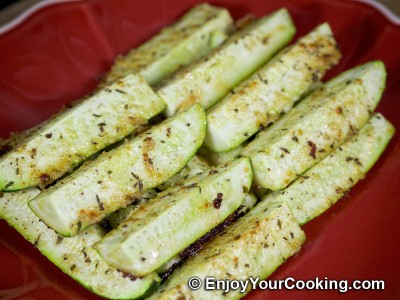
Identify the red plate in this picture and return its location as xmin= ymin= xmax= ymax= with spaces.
xmin=0 ymin=0 xmax=399 ymax=299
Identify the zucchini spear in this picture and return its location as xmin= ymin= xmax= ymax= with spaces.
xmin=102 ymin=4 xmax=234 ymax=87
xmin=95 ymin=157 xmax=253 ymax=276
xmin=204 ymin=23 xmax=341 ymax=152
xmin=29 ymin=104 xmax=206 ymax=237
xmin=262 ymin=113 xmax=395 ymax=225
xmin=158 ymin=8 xmax=296 ymax=117
xmin=104 ymin=156 xmax=258 ymax=278
xmin=0 ymin=189 xmax=161 ymax=299
xmin=149 ymin=200 xmax=305 ymax=299
xmin=241 ymin=60 xmax=386 ymax=190
xmin=0 ymin=74 xmax=165 ymax=192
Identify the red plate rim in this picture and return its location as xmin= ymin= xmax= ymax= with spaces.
xmin=1 ymin=0 xmax=400 ymax=35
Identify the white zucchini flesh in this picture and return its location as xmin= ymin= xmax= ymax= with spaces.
xmin=106 ymin=189 xmax=158 ymax=229
xmin=158 ymin=8 xmax=296 ymax=117
xmin=29 ymin=104 xmax=206 ymax=237
xmin=241 ymin=61 xmax=386 ymax=190
xmin=102 ymin=4 xmax=234 ymax=87
xmin=204 ymin=23 xmax=341 ymax=152
xmin=262 ymin=113 xmax=395 ymax=225
xmin=198 ymin=143 xmax=247 ymax=166
xmin=157 ymin=154 xmax=211 ymax=190
xmin=149 ymin=201 xmax=305 ymax=300
xmin=95 ymin=157 xmax=253 ymax=276
xmin=0 ymin=74 xmax=165 ymax=192
xmin=0 ymin=189 xmax=161 ymax=299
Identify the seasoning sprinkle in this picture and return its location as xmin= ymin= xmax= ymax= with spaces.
xmin=213 ymin=193 xmax=223 ymax=209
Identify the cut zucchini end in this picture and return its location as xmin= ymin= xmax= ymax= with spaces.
xmin=316 ymin=22 xmax=332 ymax=34
xmin=359 ymin=113 xmax=395 ymax=173
xmin=203 ymin=120 xmax=237 ymax=153
xmin=28 ymin=196 xmax=74 ymax=237
xmin=363 ymin=60 xmax=387 ymax=101
xmin=327 ymin=60 xmax=386 ymax=102
xmin=250 ymin=153 xmax=287 ymax=191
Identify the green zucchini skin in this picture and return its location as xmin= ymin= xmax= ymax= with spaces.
xmin=241 ymin=61 xmax=386 ymax=191
xmin=204 ymin=23 xmax=341 ymax=152
xmin=0 ymin=74 xmax=165 ymax=192
xmin=158 ymin=8 xmax=296 ymax=117
xmin=95 ymin=157 xmax=253 ymax=276
xmin=262 ymin=113 xmax=395 ymax=225
xmin=102 ymin=4 xmax=234 ymax=87
xmin=29 ymin=104 xmax=206 ymax=237
xmin=0 ymin=189 xmax=161 ymax=299
xmin=149 ymin=201 xmax=305 ymax=299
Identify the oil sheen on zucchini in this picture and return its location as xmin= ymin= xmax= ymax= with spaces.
xmin=262 ymin=113 xmax=394 ymax=225
xmin=95 ymin=157 xmax=253 ymax=276
xmin=29 ymin=104 xmax=206 ymax=237
xmin=0 ymin=74 xmax=165 ymax=192
xmin=0 ymin=189 xmax=161 ymax=299
xmin=158 ymin=8 xmax=296 ymax=117
xmin=204 ymin=23 xmax=341 ymax=152
xmin=101 ymin=4 xmax=234 ymax=87
xmin=149 ymin=201 xmax=305 ymax=299
xmin=241 ymin=61 xmax=386 ymax=190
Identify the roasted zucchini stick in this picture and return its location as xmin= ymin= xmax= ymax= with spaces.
xmin=0 ymin=189 xmax=161 ymax=299
xmin=262 ymin=113 xmax=394 ymax=225
xmin=158 ymin=8 xmax=296 ymax=117
xmin=105 ymin=157 xmax=258 ymax=278
xmin=29 ymin=104 xmax=206 ymax=237
xmin=149 ymin=201 xmax=305 ymax=299
xmin=95 ymin=158 xmax=253 ymax=276
xmin=0 ymin=74 xmax=165 ymax=192
xmin=241 ymin=61 xmax=386 ymax=190
xmin=204 ymin=23 xmax=341 ymax=152
xmin=101 ymin=4 xmax=234 ymax=87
